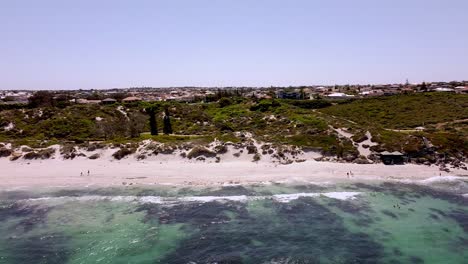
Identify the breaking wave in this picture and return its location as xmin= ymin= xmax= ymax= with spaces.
xmin=23 ymin=192 xmax=362 ymax=205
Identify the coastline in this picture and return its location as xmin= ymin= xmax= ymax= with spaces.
xmin=1 ymin=157 xmax=467 ymax=189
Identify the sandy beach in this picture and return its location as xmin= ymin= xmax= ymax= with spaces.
xmin=1 ymin=156 xmax=467 ymax=189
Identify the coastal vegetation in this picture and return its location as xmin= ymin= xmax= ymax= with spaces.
xmin=0 ymin=92 xmax=467 ymax=165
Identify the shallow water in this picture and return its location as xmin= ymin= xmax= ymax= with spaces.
xmin=0 ymin=178 xmax=467 ymax=264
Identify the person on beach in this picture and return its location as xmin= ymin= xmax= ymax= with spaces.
xmin=80 ymin=172 xmax=83 ymax=176
xmin=87 ymin=170 xmax=90 ymax=176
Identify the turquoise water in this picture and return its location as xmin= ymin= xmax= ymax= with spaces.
xmin=0 ymin=179 xmax=467 ymax=264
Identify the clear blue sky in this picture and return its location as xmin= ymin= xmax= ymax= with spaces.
xmin=1 ymin=0 xmax=467 ymax=90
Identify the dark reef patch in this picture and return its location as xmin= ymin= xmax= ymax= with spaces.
xmin=198 ymin=185 xmax=256 ymax=196
xmin=409 ymin=255 xmax=424 ymax=263
xmin=0 ymin=202 xmax=52 ymax=232
xmin=447 ymin=209 xmax=468 ymax=233
xmin=393 ymin=248 xmax=403 ymax=256
xmin=292 ymin=184 xmax=326 ymax=192
xmin=0 ymin=191 xmax=40 ymax=201
xmin=327 ymin=198 xmax=375 ymax=227
xmin=0 ymin=202 xmax=71 ymax=264
xmin=381 ymin=210 xmax=398 ymax=219
xmin=137 ymin=201 xmax=249 ymax=225
xmin=429 ymin=208 xmax=447 ymax=217
xmin=3 ymin=233 xmax=71 ymax=264
xmin=156 ymin=197 xmax=385 ymax=263
xmin=429 ymin=213 xmax=440 ymax=220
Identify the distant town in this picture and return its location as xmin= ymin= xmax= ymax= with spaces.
xmin=1 ymin=80 xmax=468 ymax=105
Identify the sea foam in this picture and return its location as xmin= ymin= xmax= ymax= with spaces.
xmin=22 ymin=192 xmax=362 ymax=205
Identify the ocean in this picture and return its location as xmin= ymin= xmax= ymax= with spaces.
xmin=0 ymin=177 xmax=467 ymax=264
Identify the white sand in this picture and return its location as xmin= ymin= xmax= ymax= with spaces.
xmin=1 ymin=156 xmax=466 ymax=189
xmin=1 ymin=141 xmax=466 ymax=189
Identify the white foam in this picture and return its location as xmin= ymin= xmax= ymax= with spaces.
xmin=273 ymin=193 xmax=319 ymax=202
xmin=272 ymin=192 xmax=361 ymax=203
xmin=22 ymin=192 xmax=362 ymax=205
xmin=139 ymin=196 xmax=163 ymax=204
xmin=401 ymin=176 xmax=467 ymax=185
xmin=179 ymin=195 xmax=249 ymax=203
xmin=419 ymin=176 xmax=466 ymax=184
xmin=322 ymin=192 xmax=361 ymax=200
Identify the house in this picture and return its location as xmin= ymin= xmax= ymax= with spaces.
xmin=276 ymin=90 xmax=302 ymax=99
xmin=122 ymin=96 xmax=142 ymax=102
xmin=326 ymin=92 xmax=355 ymax=100
xmin=101 ymin=98 xmax=117 ymax=104
xmin=454 ymin=86 xmax=468 ymax=94
xmin=434 ymin=87 xmax=455 ymax=92
xmin=382 ymin=90 xmax=398 ymax=96
xmin=380 ymin=151 xmax=405 ymax=165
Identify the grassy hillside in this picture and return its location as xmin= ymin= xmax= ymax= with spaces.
xmin=319 ymin=93 xmax=468 ymax=129
xmin=318 ymin=93 xmax=468 ymax=157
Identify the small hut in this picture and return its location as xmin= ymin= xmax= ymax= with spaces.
xmin=380 ymin=151 xmax=405 ymax=165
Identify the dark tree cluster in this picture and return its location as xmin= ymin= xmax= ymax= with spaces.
xmin=144 ymin=104 xmax=172 ymax=135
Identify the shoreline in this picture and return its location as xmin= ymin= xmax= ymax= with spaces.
xmin=1 ymin=158 xmax=467 ymax=189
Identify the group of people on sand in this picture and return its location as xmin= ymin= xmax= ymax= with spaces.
xmin=346 ymin=171 xmax=354 ymax=178
xmin=80 ymin=170 xmax=90 ymax=176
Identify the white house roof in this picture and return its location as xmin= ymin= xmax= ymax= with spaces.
xmin=327 ymin=93 xmax=355 ymax=97
xmin=434 ymin=88 xmax=454 ymax=92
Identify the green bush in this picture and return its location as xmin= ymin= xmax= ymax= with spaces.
xmin=282 ymin=99 xmax=331 ymax=109
xmin=250 ymin=100 xmax=281 ymax=112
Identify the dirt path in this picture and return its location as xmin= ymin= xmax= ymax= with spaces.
xmin=434 ymin=118 xmax=468 ymax=129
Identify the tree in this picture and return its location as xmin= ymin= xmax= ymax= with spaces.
xmin=111 ymin=92 xmax=129 ymax=101
xmin=163 ymin=107 xmax=173 ymax=135
xmin=420 ymin=82 xmax=428 ymax=92
xmin=54 ymin=94 xmax=72 ymax=108
xmin=128 ymin=112 xmax=147 ymax=138
xmin=148 ymin=108 xmax=158 ymax=135
xmin=218 ymin=97 xmax=232 ymax=108
xmin=86 ymin=92 xmax=103 ymax=100
xmin=142 ymin=104 xmax=159 ymax=136
xmin=28 ymin=91 xmax=54 ymax=108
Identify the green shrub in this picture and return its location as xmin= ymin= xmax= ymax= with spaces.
xmin=187 ymin=146 xmax=216 ymax=159
xmin=282 ymin=99 xmax=332 ymax=109
xmin=112 ymin=148 xmax=136 ymax=160
xmin=250 ymin=100 xmax=281 ymax=112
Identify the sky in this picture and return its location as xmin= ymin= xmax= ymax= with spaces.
xmin=1 ymin=0 xmax=467 ymax=90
